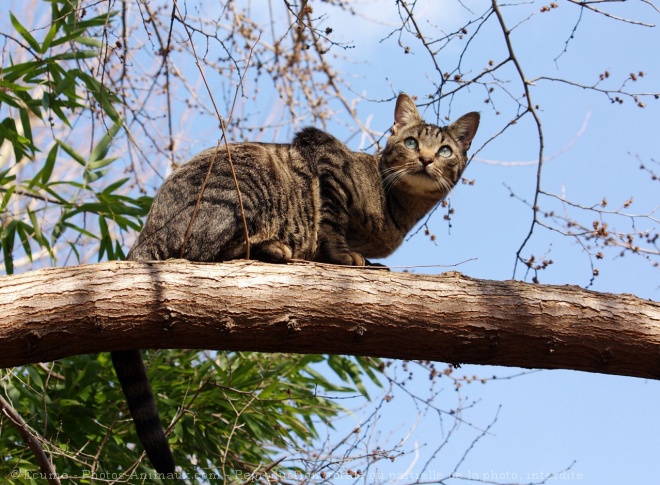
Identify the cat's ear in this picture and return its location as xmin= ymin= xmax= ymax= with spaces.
xmin=393 ymin=93 xmax=422 ymax=134
xmin=448 ymin=112 xmax=480 ymax=152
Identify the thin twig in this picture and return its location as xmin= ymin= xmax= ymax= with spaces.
xmin=566 ymin=0 xmax=655 ymax=27
xmin=491 ymin=0 xmax=546 ymax=277
xmin=0 ymin=394 xmax=61 ymax=485
xmin=179 ymin=141 xmax=223 ymax=259
xmin=172 ymin=0 xmax=251 ymax=260
xmin=302 ymin=7 xmax=378 ymax=145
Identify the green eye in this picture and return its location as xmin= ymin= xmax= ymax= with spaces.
xmin=438 ymin=146 xmax=452 ymax=158
xmin=404 ymin=138 xmax=418 ymax=150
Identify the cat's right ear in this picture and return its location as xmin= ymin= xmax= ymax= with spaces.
xmin=393 ymin=93 xmax=422 ymax=134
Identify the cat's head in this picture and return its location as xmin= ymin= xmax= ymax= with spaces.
xmin=381 ymin=93 xmax=479 ymax=199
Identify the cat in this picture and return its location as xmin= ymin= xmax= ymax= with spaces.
xmin=112 ymin=93 xmax=479 ymax=474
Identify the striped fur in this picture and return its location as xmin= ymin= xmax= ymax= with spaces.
xmin=112 ymin=93 xmax=479 ymax=472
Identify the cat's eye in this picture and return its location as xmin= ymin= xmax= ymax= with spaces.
xmin=438 ymin=146 xmax=452 ymax=158
xmin=404 ymin=137 xmax=418 ymax=150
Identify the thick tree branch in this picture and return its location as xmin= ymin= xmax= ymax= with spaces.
xmin=0 ymin=260 xmax=658 ymax=380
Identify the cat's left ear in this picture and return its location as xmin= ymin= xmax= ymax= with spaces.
xmin=393 ymin=93 xmax=423 ymax=134
xmin=448 ymin=112 xmax=480 ymax=152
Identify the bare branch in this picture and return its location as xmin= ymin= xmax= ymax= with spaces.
xmin=0 ymin=394 xmax=60 ymax=485
xmin=566 ymin=0 xmax=656 ymax=27
xmin=490 ymin=1 xmax=546 ymax=276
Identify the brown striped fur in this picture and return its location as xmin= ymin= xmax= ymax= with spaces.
xmin=112 ymin=93 xmax=479 ymax=473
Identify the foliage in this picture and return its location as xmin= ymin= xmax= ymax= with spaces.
xmin=0 ymin=2 xmax=386 ymax=482
xmin=1 ymin=0 xmax=658 ymax=483
xmin=0 ymin=0 xmax=148 ymax=272
xmin=1 ymin=352 xmax=383 ymax=482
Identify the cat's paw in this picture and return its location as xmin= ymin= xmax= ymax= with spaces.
xmin=252 ymin=241 xmax=293 ymax=264
xmin=364 ymin=259 xmax=390 ymax=270
xmin=326 ymin=251 xmax=366 ymax=266
xmin=346 ymin=251 xmax=366 ymax=266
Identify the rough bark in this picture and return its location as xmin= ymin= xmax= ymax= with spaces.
xmin=0 ymin=259 xmax=658 ymax=379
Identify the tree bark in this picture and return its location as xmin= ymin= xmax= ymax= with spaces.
xmin=0 ymin=259 xmax=658 ymax=379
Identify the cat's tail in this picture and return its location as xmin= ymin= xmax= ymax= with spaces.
xmin=111 ymin=350 xmax=175 ymax=475
xmin=293 ymin=127 xmax=345 ymax=169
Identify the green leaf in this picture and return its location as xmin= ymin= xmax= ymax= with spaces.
xmin=101 ymin=177 xmax=129 ymax=195
xmin=41 ymin=144 xmax=58 ymax=185
xmin=49 ymin=101 xmax=72 ymax=128
xmin=1 ymin=185 xmax=16 ymax=211
xmin=50 ymin=50 xmax=100 ymax=61
xmin=50 ymin=28 xmax=88 ymax=48
xmin=62 ymin=203 xmax=106 ymax=219
xmin=0 ymin=89 xmax=21 ymax=109
xmin=76 ymin=71 xmax=121 ymax=121
xmin=56 ymin=139 xmax=86 ymax=166
xmin=0 ymin=118 xmax=31 ymax=162
xmin=27 ymin=209 xmax=52 ymax=256
xmin=66 ymin=242 xmax=81 ymax=263
xmin=97 ymin=216 xmax=113 ymax=261
xmin=61 ymin=222 xmax=98 ymax=240
xmin=18 ymin=108 xmax=35 ymax=156
xmin=41 ymin=22 xmax=59 ymax=53
xmin=39 ymin=185 xmax=69 ymax=204
xmin=1 ymin=221 xmax=17 ymax=275
xmin=12 ymin=88 xmax=43 ymax=119
xmin=88 ymin=157 xmax=118 ymax=171
xmin=0 ymin=59 xmax=40 ymax=83
xmin=10 ymin=12 xmax=41 ymax=54
xmin=74 ymin=36 xmax=103 ymax=48
xmin=26 ymin=366 xmax=45 ymax=389
xmin=114 ymin=240 xmax=126 ymax=261
xmin=53 ymin=71 xmax=78 ymax=97
xmin=15 ymin=221 xmax=32 ymax=261
xmin=89 ymin=118 xmax=123 ymax=164
xmin=0 ymin=168 xmax=17 ymax=185
xmin=83 ymin=168 xmax=109 ymax=184
xmin=41 ymin=90 xmax=51 ymax=112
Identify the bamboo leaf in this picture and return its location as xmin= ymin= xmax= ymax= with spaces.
xmin=75 ymin=71 xmax=121 ymax=121
xmin=88 ymin=157 xmax=118 ymax=171
xmin=56 ymin=139 xmax=86 ymax=166
xmin=9 ymin=12 xmax=41 ymax=54
xmin=101 ymin=177 xmax=129 ymax=195
xmin=74 ymin=36 xmax=102 ymax=48
xmin=61 ymin=222 xmax=98 ymax=240
xmin=18 ymin=108 xmax=35 ymax=156
xmin=15 ymin=221 xmax=32 ymax=261
xmin=1 ymin=220 xmax=17 ymax=275
xmin=41 ymin=22 xmax=59 ymax=53
xmin=84 ymin=168 xmax=109 ymax=184
xmin=49 ymin=102 xmax=72 ymax=128
xmin=0 ymin=60 xmax=40 ymax=83
xmin=97 ymin=216 xmax=112 ymax=261
xmin=89 ymin=118 xmax=123 ymax=164
xmin=27 ymin=209 xmax=51 ymax=255
xmin=50 ymin=50 xmax=100 ymax=61
xmin=1 ymin=185 xmax=16 ymax=211
xmin=41 ymin=144 xmax=58 ymax=185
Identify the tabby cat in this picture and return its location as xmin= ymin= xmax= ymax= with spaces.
xmin=112 ymin=93 xmax=479 ymax=474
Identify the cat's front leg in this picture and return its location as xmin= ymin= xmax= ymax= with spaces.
xmin=315 ymin=224 xmax=366 ymax=266
xmin=251 ymin=240 xmax=293 ymax=263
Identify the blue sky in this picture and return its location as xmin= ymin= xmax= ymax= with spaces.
xmin=292 ymin=1 xmax=660 ymax=483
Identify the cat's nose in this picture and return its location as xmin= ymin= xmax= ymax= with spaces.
xmin=419 ymin=155 xmax=433 ymax=166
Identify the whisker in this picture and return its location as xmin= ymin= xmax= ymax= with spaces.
xmin=382 ymin=167 xmax=409 ymax=194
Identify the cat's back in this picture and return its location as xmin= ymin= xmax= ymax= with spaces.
xmin=173 ymin=141 xmax=312 ymax=182
xmin=128 ymin=140 xmax=321 ymax=262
